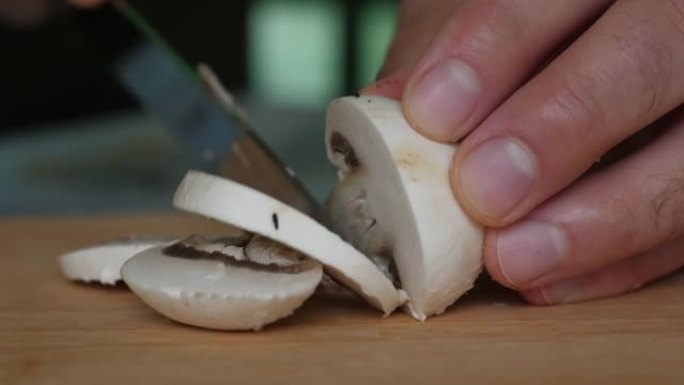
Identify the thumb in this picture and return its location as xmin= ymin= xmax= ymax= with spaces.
xmin=360 ymin=0 xmax=464 ymax=99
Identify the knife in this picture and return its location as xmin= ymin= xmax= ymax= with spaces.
xmin=70 ymin=0 xmax=323 ymax=219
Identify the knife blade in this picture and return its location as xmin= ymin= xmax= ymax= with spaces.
xmin=71 ymin=0 xmax=323 ymax=218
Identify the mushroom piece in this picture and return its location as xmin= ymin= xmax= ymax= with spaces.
xmin=121 ymin=234 xmax=323 ymax=331
xmin=59 ymin=236 xmax=173 ymax=285
xmin=173 ymin=170 xmax=407 ymax=315
xmin=325 ymin=96 xmax=484 ymax=320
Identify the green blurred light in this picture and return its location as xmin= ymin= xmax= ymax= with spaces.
xmin=357 ymin=0 xmax=397 ymax=87
xmin=248 ymin=0 xmax=344 ymax=107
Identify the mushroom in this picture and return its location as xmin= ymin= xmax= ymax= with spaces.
xmin=120 ymin=234 xmax=323 ymax=331
xmin=325 ymin=96 xmax=484 ymax=320
xmin=60 ymin=95 xmax=483 ymax=329
xmin=172 ymin=170 xmax=407 ymax=315
xmin=59 ymin=236 xmax=172 ymax=285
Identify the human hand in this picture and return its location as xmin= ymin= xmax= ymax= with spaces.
xmin=364 ymin=0 xmax=684 ymax=304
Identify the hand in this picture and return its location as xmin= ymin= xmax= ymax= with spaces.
xmin=364 ymin=0 xmax=684 ymax=304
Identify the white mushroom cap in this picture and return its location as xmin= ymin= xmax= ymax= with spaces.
xmin=121 ymin=235 xmax=323 ymax=331
xmin=325 ymin=96 xmax=484 ymax=320
xmin=173 ymin=170 xmax=407 ymax=315
xmin=59 ymin=237 xmax=172 ymax=285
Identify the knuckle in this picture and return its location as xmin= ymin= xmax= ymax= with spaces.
xmin=596 ymin=190 xmax=643 ymax=249
xmin=649 ymin=173 xmax=684 ymax=240
xmin=486 ymin=0 xmax=528 ymax=32
xmin=546 ymin=73 xmax=609 ymax=145
xmin=665 ymin=0 xmax=684 ymax=38
xmin=460 ymin=0 xmax=529 ymax=58
xmin=546 ymin=10 xmax=677 ymax=141
xmin=611 ymin=25 xmax=673 ymax=117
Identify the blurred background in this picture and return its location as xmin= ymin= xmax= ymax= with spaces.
xmin=0 ymin=0 xmax=398 ymax=216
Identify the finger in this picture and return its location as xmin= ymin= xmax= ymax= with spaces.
xmin=453 ymin=0 xmax=684 ymax=225
xmin=520 ymin=237 xmax=684 ymax=305
xmin=362 ymin=0 xmax=465 ymax=99
xmin=484 ymin=108 xmax=684 ymax=289
xmin=399 ymin=0 xmax=612 ymax=141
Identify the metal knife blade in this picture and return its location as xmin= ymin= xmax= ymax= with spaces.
xmin=74 ymin=1 xmax=322 ymax=218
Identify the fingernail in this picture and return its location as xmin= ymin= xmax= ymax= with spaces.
xmin=405 ymin=59 xmax=480 ymax=140
xmin=457 ymin=138 xmax=537 ymax=219
xmin=496 ymin=221 xmax=569 ymax=287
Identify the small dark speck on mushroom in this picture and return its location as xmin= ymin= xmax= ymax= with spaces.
xmin=272 ymin=213 xmax=279 ymax=230
xmin=366 ymin=98 xmax=372 ymax=103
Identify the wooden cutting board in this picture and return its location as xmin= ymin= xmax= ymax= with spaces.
xmin=1 ymin=214 xmax=682 ymax=384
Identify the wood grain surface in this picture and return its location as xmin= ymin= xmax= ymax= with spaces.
xmin=1 ymin=214 xmax=682 ymax=384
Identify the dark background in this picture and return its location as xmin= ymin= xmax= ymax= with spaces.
xmin=0 ymin=0 xmax=397 ymax=215
xmin=1 ymin=1 xmax=249 ymax=132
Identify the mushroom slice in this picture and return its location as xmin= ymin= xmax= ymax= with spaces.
xmin=325 ymin=96 xmax=484 ymax=320
xmin=59 ymin=236 xmax=172 ymax=285
xmin=121 ymin=234 xmax=323 ymax=331
xmin=173 ymin=170 xmax=406 ymax=315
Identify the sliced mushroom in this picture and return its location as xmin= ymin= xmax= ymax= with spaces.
xmin=121 ymin=234 xmax=323 ymax=331
xmin=173 ymin=170 xmax=407 ymax=315
xmin=59 ymin=236 xmax=173 ymax=285
xmin=325 ymin=96 xmax=484 ymax=320
xmin=61 ymin=95 xmax=484 ymax=328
